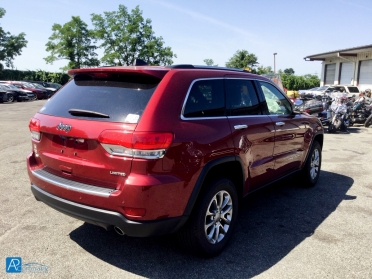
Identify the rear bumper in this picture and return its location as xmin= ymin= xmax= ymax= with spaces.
xmin=31 ymin=184 xmax=188 ymax=237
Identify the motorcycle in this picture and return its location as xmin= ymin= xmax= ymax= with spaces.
xmin=349 ymin=101 xmax=372 ymax=127
xmin=327 ymin=96 xmax=351 ymax=133
xmin=295 ymin=93 xmax=323 ymax=116
xmin=317 ymin=95 xmax=333 ymax=126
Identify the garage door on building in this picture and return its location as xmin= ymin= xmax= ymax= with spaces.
xmin=340 ymin=62 xmax=353 ymax=84
xmin=358 ymin=60 xmax=372 ymax=89
xmin=325 ymin=63 xmax=336 ymax=85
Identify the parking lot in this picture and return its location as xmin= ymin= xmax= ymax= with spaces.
xmin=1 ymin=100 xmax=371 ymax=278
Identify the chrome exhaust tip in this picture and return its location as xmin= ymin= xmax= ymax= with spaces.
xmin=114 ymin=226 xmax=125 ymax=236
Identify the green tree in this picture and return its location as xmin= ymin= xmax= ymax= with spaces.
xmin=225 ymin=50 xmax=258 ymax=70
xmin=281 ymin=73 xmax=320 ymax=90
xmin=203 ymin=58 xmax=218 ymax=66
xmin=284 ymin=68 xmax=295 ymax=75
xmin=44 ymin=16 xmax=99 ymax=70
xmin=91 ymin=5 xmax=176 ymax=66
xmin=256 ymin=65 xmax=274 ymax=75
xmin=0 ymin=7 xmax=28 ymax=69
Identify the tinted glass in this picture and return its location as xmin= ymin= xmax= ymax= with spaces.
xmin=24 ymin=83 xmax=35 ymax=88
xmin=347 ymin=87 xmax=359 ymax=93
xmin=39 ymin=74 xmax=159 ymax=123
xmin=259 ymin=81 xmax=292 ymax=115
xmin=47 ymin=83 xmax=62 ymax=89
xmin=33 ymin=83 xmax=45 ymax=89
xmin=225 ymin=79 xmax=261 ymax=115
xmin=183 ymin=79 xmax=225 ymax=117
xmin=316 ymin=86 xmax=328 ymax=91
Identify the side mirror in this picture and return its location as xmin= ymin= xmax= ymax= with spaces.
xmin=293 ymin=99 xmax=303 ymax=112
xmin=294 ymin=99 xmax=303 ymax=106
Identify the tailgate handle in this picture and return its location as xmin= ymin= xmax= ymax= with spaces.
xmin=234 ymin=124 xmax=248 ymax=130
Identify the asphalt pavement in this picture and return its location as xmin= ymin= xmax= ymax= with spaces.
xmin=1 ymin=100 xmax=371 ymax=278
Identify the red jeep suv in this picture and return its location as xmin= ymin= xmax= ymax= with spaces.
xmin=27 ymin=65 xmax=324 ymax=256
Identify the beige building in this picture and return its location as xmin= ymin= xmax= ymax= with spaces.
xmin=305 ymin=44 xmax=372 ymax=91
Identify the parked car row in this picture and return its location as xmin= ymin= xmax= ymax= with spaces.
xmin=0 ymin=80 xmax=62 ymax=103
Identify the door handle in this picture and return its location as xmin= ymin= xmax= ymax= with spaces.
xmin=234 ymin=124 xmax=248 ymax=130
xmin=276 ymin=122 xmax=285 ymax=126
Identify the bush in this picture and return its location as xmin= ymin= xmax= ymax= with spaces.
xmin=281 ymin=74 xmax=320 ymax=91
xmin=0 ymin=69 xmax=70 ymax=85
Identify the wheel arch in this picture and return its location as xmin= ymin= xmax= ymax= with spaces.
xmin=183 ymin=156 xmax=244 ymax=216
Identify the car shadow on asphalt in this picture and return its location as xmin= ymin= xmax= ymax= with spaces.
xmin=348 ymin=126 xmax=364 ymax=133
xmin=69 ymin=170 xmax=353 ymax=279
xmin=325 ymin=126 xmax=364 ymax=134
xmin=348 ymin=125 xmax=368 ymax=133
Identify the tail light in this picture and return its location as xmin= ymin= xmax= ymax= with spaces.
xmin=98 ymin=130 xmax=173 ymax=159
xmin=29 ymin=118 xmax=41 ymax=141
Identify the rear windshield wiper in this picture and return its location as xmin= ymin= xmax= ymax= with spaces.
xmin=68 ymin=109 xmax=110 ymax=118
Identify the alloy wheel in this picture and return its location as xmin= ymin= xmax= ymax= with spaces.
xmin=204 ymin=190 xmax=233 ymax=244
xmin=310 ymin=148 xmax=320 ymax=180
xmin=7 ymin=95 xmax=14 ymax=102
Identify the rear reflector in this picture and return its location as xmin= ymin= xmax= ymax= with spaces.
xmin=123 ymin=207 xmax=146 ymax=218
xmin=29 ymin=118 xmax=41 ymax=141
xmin=98 ymin=130 xmax=173 ymax=159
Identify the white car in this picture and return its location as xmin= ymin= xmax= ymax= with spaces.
xmin=325 ymin=85 xmax=360 ymax=99
xmin=311 ymin=86 xmax=330 ymax=96
xmin=298 ymin=87 xmax=320 ymax=95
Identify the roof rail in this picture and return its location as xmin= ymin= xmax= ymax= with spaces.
xmin=167 ymin=64 xmax=250 ymax=73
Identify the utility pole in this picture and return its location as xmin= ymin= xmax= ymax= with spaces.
xmin=273 ymin=53 xmax=277 ymax=73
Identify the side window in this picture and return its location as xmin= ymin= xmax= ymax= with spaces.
xmin=259 ymin=81 xmax=292 ymax=115
xmin=183 ymin=79 xmax=225 ymax=118
xmin=225 ymin=79 xmax=261 ymax=115
xmin=334 ymin=87 xmax=342 ymax=92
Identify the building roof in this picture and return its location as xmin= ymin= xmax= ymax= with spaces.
xmin=304 ymin=44 xmax=372 ymax=61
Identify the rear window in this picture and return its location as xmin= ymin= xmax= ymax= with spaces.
xmin=39 ymin=73 xmax=159 ymax=123
xmin=347 ymin=86 xmax=359 ymax=93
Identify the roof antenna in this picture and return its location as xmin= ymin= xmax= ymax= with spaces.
xmin=134 ymin=59 xmax=148 ymax=66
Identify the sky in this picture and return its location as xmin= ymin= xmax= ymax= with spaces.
xmin=1 ymin=0 xmax=372 ymax=76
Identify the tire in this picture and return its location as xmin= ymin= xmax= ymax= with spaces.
xmin=334 ymin=118 xmax=342 ymax=129
xmin=300 ymin=141 xmax=321 ymax=187
xmin=327 ymin=123 xmax=335 ymax=133
xmin=177 ymin=178 xmax=238 ymax=257
xmin=365 ymin=114 xmax=372 ymax=128
xmin=7 ymin=94 xmax=14 ymax=102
